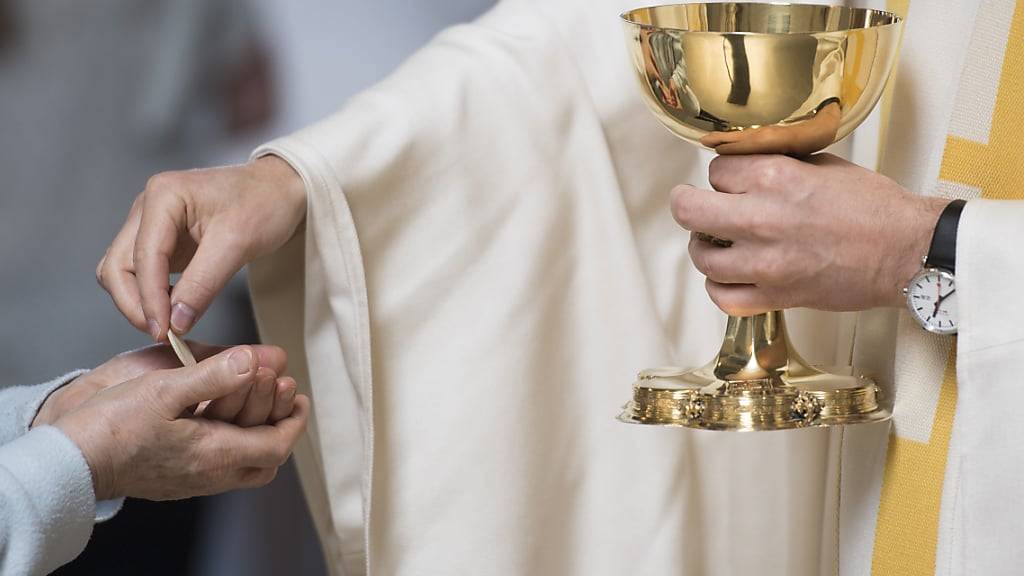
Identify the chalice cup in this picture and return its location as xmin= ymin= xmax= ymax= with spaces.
xmin=619 ymin=3 xmax=904 ymax=431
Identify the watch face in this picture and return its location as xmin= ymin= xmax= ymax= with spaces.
xmin=906 ymin=269 xmax=958 ymax=335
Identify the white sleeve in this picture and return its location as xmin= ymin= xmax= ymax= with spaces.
xmin=0 ymin=426 xmax=96 ymax=576
xmin=0 ymin=371 xmax=125 ymax=574
xmin=956 ymin=198 xmax=1024 ymax=352
xmin=0 ymin=371 xmax=86 ymax=445
xmin=952 ymin=198 xmax=1024 ymax=572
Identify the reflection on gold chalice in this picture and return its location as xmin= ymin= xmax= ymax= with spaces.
xmin=619 ymin=3 xmax=904 ymax=431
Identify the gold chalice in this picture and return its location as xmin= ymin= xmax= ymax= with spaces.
xmin=619 ymin=3 xmax=904 ymax=431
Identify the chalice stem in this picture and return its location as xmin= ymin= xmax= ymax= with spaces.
xmin=712 ymin=311 xmax=805 ymax=383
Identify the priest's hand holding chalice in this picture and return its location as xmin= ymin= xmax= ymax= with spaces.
xmin=619 ymin=3 xmax=904 ymax=431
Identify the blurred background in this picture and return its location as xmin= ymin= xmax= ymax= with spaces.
xmin=0 ymin=1 xmax=494 ymax=574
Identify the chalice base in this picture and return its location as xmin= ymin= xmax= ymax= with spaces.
xmin=619 ymin=363 xmax=890 ymax=431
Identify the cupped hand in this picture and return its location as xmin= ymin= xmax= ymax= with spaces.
xmin=34 ymin=343 xmax=298 ymax=430
xmin=52 ymin=347 xmax=310 ymax=501
xmin=671 ymin=153 xmax=949 ymax=316
xmin=96 ymin=155 xmax=306 ymax=341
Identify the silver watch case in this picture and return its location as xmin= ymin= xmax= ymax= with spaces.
xmin=903 ymin=259 xmax=957 ymax=335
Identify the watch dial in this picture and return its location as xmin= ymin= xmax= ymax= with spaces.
xmin=907 ymin=270 xmax=958 ymax=334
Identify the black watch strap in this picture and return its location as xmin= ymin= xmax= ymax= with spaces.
xmin=925 ymin=199 xmax=966 ymax=273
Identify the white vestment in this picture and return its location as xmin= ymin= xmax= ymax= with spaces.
xmin=249 ymin=0 xmax=1024 ymax=574
xmin=840 ymin=1 xmax=1024 ymax=575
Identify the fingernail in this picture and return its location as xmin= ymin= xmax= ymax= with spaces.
xmin=283 ymin=385 xmax=296 ymax=401
xmin=229 ymin=348 xmax=253 ymax=374
xmin=170 ymin=302 xmax=196 ymax=333
xmin=147 ymin=318 xmax=162 ymax=341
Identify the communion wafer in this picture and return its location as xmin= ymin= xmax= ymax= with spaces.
xmin=167 ymin=329 xmax=197 ymax=367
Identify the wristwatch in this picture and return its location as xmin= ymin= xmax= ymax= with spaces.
xmin=904 ymin=199 xmax=966 ymax=335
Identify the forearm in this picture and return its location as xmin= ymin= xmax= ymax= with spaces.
xmin=0 ymin=427 xmax=96 ymax=576
xmin=0 ymin=371 xmax=86 ymax=445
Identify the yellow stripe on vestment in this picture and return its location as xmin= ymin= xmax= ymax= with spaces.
xmin=871 ymin=350 xmax=956 ymax=576
xmin=941 ymin=1 xmax=1024 ymax=197
xmin=872 ymin=1 xmax=1024 ymax=573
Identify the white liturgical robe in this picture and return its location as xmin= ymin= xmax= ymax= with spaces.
xmin=248 ymin=0 xmax=1024 ymax=574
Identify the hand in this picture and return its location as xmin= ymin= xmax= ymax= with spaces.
xmin=96 ymin=156 xmax=306 ymax=341
xmin=52 ymin=347 xmax=310 ymax=501
xmin=34 ymin=343 xmax=298 ymax=429
xmin=671 ymin=153 xmax=949 ymax=315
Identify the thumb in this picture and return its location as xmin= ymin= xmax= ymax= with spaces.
xmin=156 ymin=346 xmax=256 ymax=413
xmin=168 ymin=226 xmax=250 ymax=334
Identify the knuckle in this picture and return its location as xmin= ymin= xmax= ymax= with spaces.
xmin=132 ymin=243 xmax=152 ymax=265
xmin=145 ymin=374 xmax=177 ymax=410
xmin=732 ymin=210 xmax=753 ymax=232
xmin=708 ymin=157 xmax=726 ymax=190
xmin=217 ymin=228 xmax=249 ymax=252
xmin=753 ymin=255 xmax=785 ymax=285
xmin=177 ymin=274 xmax=217 ymax=304
xmin=746 ymin=209 xmax=774 ymax=237
xmin=671 ymin=186 xmax=696 ymax=226
xmin=754 ymin=166 xmax=777 ymax=190
xmin=689 ymin=247 xmax=714 ymax=279
xmin=749 ymin=256 xmax=770 ymax=282
xmin=144 ymin=171 xmax=181 ymax=195
xmin=197 ymin=360 xmax=227 ymax=392
xmin=687 ymin=244 xmax=703 ymax=271
xmin=729 ymin=208 xmax=759 ymax=235
xmin=733 ymin=200 xmax=776 ymax=238
xmin=754 ymin=157 xmax=788 ymax=190
xmin=272 ymin=441 xmax=292 ymax=467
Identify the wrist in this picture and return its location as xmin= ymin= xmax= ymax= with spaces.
xmin=881 ymin=195 xmax=949 ymax=307
xmin=55 ymin=414 xmax=117 ymax=501
xmin=32 ymin=372 xmax=102 ymax=428
xmin=32 ymin=387 xmax=67 ymax=428
xmin=252 ymin=154 xmax=306 ymax=223
xmin=32 ymin=374 xmax=83 ymax=428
